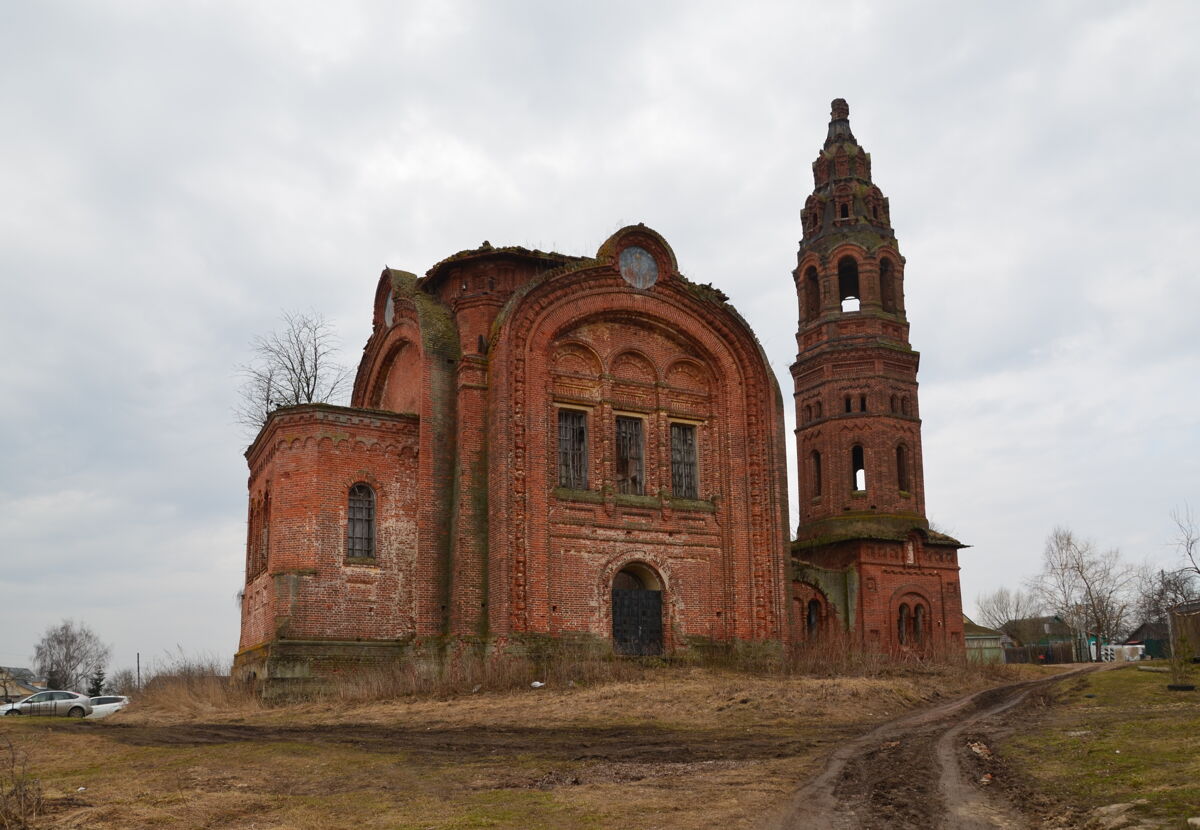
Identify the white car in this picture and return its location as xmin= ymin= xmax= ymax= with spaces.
xmin=3 ymin=690 xmax=93 ymax=717
xmin=87 ymin=695 xmax=130 ymax=719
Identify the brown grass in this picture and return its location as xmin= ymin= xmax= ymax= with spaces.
xmin=0 ymin=736 xmax=43 ymax=830
xmin=128 ymin=641 xmax=1032 ymax=721
xmin=2 ymin=651 xmax=1047 ymax=830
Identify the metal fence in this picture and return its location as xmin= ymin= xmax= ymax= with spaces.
xmin=1170 ymin=600 xmax=1200 ymax=660
xmin=1003 ymin=642 xmax=1078 ymax=664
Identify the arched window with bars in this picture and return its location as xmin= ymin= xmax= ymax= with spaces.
xmin=347 ymin=483 xmax=376 ymax=559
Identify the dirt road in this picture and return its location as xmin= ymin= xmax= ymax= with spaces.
xmin=765 ymin=666 xmax=1098 ymax=830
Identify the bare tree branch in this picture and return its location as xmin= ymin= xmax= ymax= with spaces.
xmin=234 ymin=310 xmax=351 ymax=435
xmin=1172 ymin=504 xmax=1200 ymax=579
xmin=1135 ymin=566 xmax=1198 ymax=625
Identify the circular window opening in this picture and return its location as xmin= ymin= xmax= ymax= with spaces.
xmin=618 ymin=246 xmax=659 ymax=289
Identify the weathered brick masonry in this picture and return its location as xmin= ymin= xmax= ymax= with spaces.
xmin=789 ymin=100 xmax=965 ymax=654
xmin=234 ymin=99 xmax=964 ymax=685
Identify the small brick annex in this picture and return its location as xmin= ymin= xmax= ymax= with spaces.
xmin=234 ymin=100 xmax=964 ymax=686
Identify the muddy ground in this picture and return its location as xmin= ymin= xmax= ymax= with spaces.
xmin=766 ymin=666 xmax=1105 ymax=830
xmin=3 ymin=667 xmax=1071 ymax=829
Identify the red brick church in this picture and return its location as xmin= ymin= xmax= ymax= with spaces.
xmin=235 ymin=100 xmax=965 ymax=685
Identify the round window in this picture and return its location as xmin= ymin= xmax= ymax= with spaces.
xmin=618 ymin=246 xmax=658 ymax=289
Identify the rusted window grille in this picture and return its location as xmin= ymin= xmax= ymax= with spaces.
xmin=247 ymin=493 xmax=270 ymax=576
xmin=557 ymin=409 xmax=588 ymax=489
xmin=347 ymin=483 xmax=375 ymax=558
xmin=246 ymin=507 xmax=258 ymax=574
xmin=615 ymin=416 xmax=644 ymax=495
xmin=670 ymin=423 xmax=698 ymax=499
xmin=259 ymin=491 xmax=270 ymax=572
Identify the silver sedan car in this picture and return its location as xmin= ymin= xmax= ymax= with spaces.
xmin=3 ymin=690 xmax=93 ymax=718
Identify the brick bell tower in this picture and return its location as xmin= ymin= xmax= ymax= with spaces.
xmin=789 ymin=99 xmax=965 ymax=655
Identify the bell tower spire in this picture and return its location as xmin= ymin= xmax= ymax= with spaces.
xmin=788 ymin=99 xmax=965 ymax=657
xmin=792 ymin=99 xmax=921 ymax=529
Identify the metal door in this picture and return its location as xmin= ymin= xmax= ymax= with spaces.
xmin=612 ymin=588 xmax=663 ymax=656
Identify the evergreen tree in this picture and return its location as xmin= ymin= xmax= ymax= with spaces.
xmin=87 ymin=666 xmax=106 ymax=697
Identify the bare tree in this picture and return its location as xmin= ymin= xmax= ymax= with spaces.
xmin=975 ymin=587 xmax=1043 ymax=641
xmin=1135 ymin=567 xmax=1198 ymax=626
xmin=234 ymin=310 xmax=351 ymax=433
xmin=1027 ymin=527 xmax=1138 ymax=650
xmin=1171 ymin=505 xmax=1199 ymax=579
xmin=32 ymin=620 xmax=111 ymax=692
xmin=106 ymin=668 xmax=138 ymax=695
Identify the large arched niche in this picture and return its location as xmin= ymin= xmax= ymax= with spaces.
xmin=372 ymin=338 xmax=423 ymax=414
xmin=354 ymin=309 xmax=425 ymax=410
xmin=494 ymin=276 xmax=789 ymax=641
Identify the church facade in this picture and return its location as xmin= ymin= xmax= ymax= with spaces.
xmin=235 ymin=100 xmax=963 ymax=685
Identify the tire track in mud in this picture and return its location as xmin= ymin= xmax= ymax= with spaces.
xmin=765 ymin=666 xmax=1100 ymax=830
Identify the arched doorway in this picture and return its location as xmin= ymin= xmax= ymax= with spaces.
xmin=611 ymin=564 xmax=663 ymax=656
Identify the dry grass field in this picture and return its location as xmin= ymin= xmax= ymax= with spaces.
xmin=0 ymin=657 xmax=1039 ymax=830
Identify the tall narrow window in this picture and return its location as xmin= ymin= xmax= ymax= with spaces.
xmin=811 ymin=450 xmax=823 ymax=497
xmin=913 ymin=604 xmax=926 ymax=645
xmin=851 ymin=445 xmax=866 ymax=491
xmin=898 ymin=604 xmax=911 ymax=645
xmin=670 ymin=423 xmax=698 ymax=499
xmin=247 ymin=492 xmax=270 ymax=576
xmin=615 ymin=416 xmax=644 ymax=495
xmin=557 ymin=408 xmax=588 ymax=489
xmin=259 ymin=491 xmax=271 ymax=572
xmin=896 ymin=444 xmax=910 ymax=492
xmin=347 ymin=484 xmax=375 ymax=559
xmin=838 ymin=256 xmax=860 ymax=312
xmin=859 ymin=394 xmax=867 ymax=412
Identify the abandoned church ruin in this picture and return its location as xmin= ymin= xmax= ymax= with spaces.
xmin=235 ymin=100 xmax=966 ymax=685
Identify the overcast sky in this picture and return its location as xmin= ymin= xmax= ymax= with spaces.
xmin=3 ymin=1 xmax=1198 ymax=676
